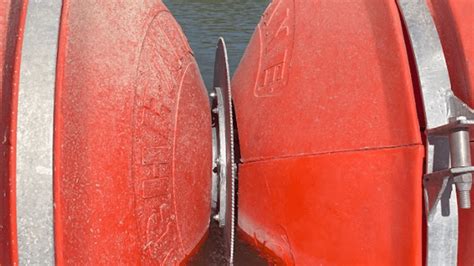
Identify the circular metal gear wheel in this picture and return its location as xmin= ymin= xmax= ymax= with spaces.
xmin=211 ymin=37 xmax=236 ymax=264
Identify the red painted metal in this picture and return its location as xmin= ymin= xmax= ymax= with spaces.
xmin=239 ymin=147 xmax=424 ymax=265
xmin=54 ymin=1 xmax=211 ymax=264
xmin=232 ymin=0 xmax=423 ymax=264
xmin=428 ymin=0 xmax=473 ymax=108
xmin=0 ymin=1 xmax=27 ymax=264
xmin=427 ymin=1 xmax=474 ymax=264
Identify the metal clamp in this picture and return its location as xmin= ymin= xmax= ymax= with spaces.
xmin=425 ymin=116 xmax=473 ymax=211
xmin=398 ymin=0 xmax=473 ymax=265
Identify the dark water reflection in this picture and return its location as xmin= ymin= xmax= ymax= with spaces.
xmin=163 ymin=0 xmax=271 ymax=265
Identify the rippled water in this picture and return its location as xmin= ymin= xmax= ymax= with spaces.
xmin=163 ymin=0 xmax=271 ymax=265
xmin=164 ymin=0 xmax=268 ymax=89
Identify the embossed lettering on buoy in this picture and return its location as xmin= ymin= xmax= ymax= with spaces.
xmin=254 ymin=0 xmax=295 ymax=97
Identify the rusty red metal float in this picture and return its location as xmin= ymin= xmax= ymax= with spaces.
xmin=0 ymin=1 xmax=27 ymax=265
xmin=53 ymin=1 xmax=211 ymax=264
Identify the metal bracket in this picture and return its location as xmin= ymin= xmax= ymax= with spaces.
xmin=397 ymin=0 xmax=473 ymax=265
xmin=424 ymin=115 xmax=474 ymax=213
xmin=210 ymin=37 xmax=236 ymax=264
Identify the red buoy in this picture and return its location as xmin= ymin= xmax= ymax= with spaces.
xmin=0 ymin=1 xmax=27 ymax=264
xmin=3 ymin=0 xmax=471 ymax=264
xmin=232 ymin=0 xmax=423 ymax=264
xmin=53 ymin=1 xmax=211 ymax=264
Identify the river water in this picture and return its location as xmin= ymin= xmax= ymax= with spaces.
xmin=163 ymin=0 xmax=268 ymax=88
xmin=162 ymin=0 xmax=271 ymax=265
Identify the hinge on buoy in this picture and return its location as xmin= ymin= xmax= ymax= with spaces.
xmin=398 ymin=0 xmax=473 ymax=265
xmin=209 ymin=37 xmax=237 ymax=265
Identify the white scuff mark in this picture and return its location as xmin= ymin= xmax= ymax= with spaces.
xmin=35 ymin=165 xmax=52 ymax=175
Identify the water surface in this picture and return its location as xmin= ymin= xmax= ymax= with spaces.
xmin=164 ymin=0 xmax=268 ymax=88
